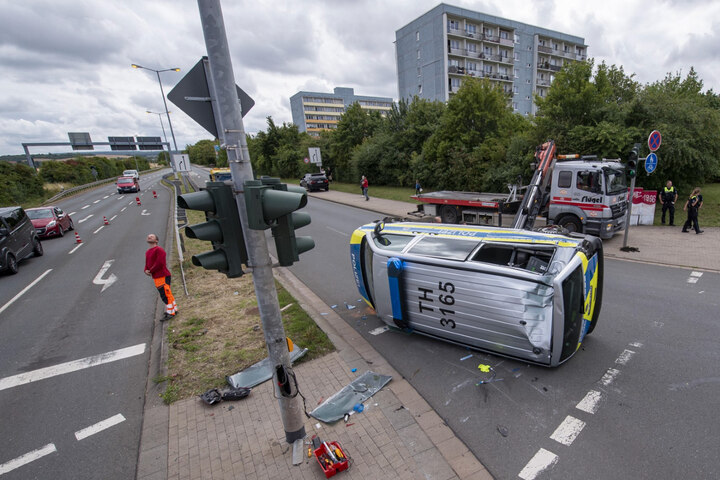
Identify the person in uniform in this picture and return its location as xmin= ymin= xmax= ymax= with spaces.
xmin=681 ymin=187 xmax=704 ymax=234
xmin=144 ymin=233 xmax=178 ymax=321
xmin=659 ymin=180 xmax=678 ymax=225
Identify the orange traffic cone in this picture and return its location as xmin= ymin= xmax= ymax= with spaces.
xmin=75 ymin=232 xmax=82 ymax=243
xmin=153 ymin=190 xmax=157 ymax=199
xmin=103 ymin=216 xmax=109 ymax=225
xmin=136 ymin=197 xmax=141 ymax=205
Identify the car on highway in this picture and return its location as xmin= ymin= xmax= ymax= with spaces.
xmin=0 ymin=206 xmax=43 ymax=275
xmin=26 ymin=206 xmax=74 ymax=239
xmin=117 ymin=176 xmax=140 ymax=193
xmin=350 ymin=221 xmax=603 ymax=367
xmin=300 ymin=172 xmax=329 ymax=192
xmin=123 ymin=169 xmax=140 ymax=179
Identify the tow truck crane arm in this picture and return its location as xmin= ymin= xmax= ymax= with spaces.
xmin=512 ymin=140 xmax=556 ymax=230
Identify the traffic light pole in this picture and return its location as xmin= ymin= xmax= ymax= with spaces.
xmin=196 ymin=0 xmax=306 ymax=443
xmin=622 ymin=175 xmax=636 ymax=249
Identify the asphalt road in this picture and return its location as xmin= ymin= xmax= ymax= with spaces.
xmin=287 ymin=194 xmax=720 ymax=480
xmin=0 ymin=171 xmax=172 ymax=479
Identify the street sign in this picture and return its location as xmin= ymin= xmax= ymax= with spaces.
xmin=168 ymin=57 xmax=254 ymax=138
xmin=136 ymin=136 xmax=163 ymax=150
xmin=173 ymin=153 xmax=190 ymax=172
xmin=644 ymin=152 xmax=658 ymax=174
xmin=69 ymin=132 xmax=93 ymax=151
xmin=308 ymin=147 xmax=322 ymax=165
xmin=303 ymin=157 xmax=309 ymax=164
xmin=648 ymin=130 xmax=661 ymax=152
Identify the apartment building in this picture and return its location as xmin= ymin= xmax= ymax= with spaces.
xmin=290 ymin=87 xmax=393 ymax=135
xmin=395 ymin=4 xmax=587 ymax=115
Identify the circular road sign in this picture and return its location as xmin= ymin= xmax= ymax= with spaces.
xmin=303 ymin=157 xmax=310 ymax=164
xmin=645 ymin=152 xmax=658 ymax=174
xmin=648 ymin=130 xmax=662 ymax=152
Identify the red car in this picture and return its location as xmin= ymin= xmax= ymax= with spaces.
xmin=117 ymin=176 xmax=140 ymax=193
xmin=26 ymin=206 xmax=75 ymax=239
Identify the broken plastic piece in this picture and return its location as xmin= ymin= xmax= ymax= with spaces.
xmin=460 ymin=354 xmax=473 ymax=361
xmin=478 ymin=364 xmax=492 ymax=372
xmin=226 ymin=343 xmax=307 ymax=388
xmin=200 ymin=388 xmax=222 ymax=405
xmin=310 ymin=371 xmax=392 ymax=423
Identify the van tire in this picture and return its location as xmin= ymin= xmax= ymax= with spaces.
xmin=440 ymin=205 xmax=460 ymax=224
xmin=33 ymin=238 xmax=44 ymax=257
xmin=6 ymin=254 xmax=18 ymax=274
xmin=556 ymin=215 xmax=582 ymax=233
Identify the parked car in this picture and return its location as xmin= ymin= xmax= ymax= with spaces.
xmin=0 ymin=206 xmax=43 ymax=275
xmin=123 ymin=169 xmax=140 ymax=179
xmin=117 ymin=176 xmax=140 ymax=193
xmin=300 ymin=173 xmax=329 ymax=192
xmin=26 ymin=206 xmax=74 ymax=239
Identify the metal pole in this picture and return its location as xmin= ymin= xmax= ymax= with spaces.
xmin=196 ymin=0 xmax=306 ymax=443
xmin=155 ymin=71 xmax=179 ymax=154
xmin=622 ymin=175 xmax=636 ymax=249
xmin=158 ymin=114 xmax=169 ymax=146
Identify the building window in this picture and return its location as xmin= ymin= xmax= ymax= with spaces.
xmin=526 ymin=79 xmax=531 ymax=84
xmin=514 ymin=68 xmax=519 ymax=78
xmin=466 ymin=24 xmax=477 ymax=34
xmin=448 ymin=19 xmax=459 ymax=31
xmin=484 ymin=64 xmax=493 ymax=73
xmin=417 ymin=67 xmax=422 ymax=77
xmin=514 ymin=52 xmax=518 ymax=61
xmin=484 ymin=27 xmax=493 ymax=36
xmin=417 ymin=49 xmax=421 ymax=59
xmin=468 ymin=43 xmax=477 ymax=53
xmin=513 ymin=86 xmax=519 ymax=93
xmin=553 ymin=42 xmax=559 ymax=50
xmin=484 ymin=46 xmax=493 ymax=55
xmin=500 ymin=31 xmax=509 ymax=39
xmin=527 ymin=63 xmax=532 ymax=68
xmin=418 ymin=84 xmax=422 ymax=94
xmin=449 ymin=58 xmax=460 ymax=67
xmin=514 ymin=33 xmax=520 ymax=43
xmin=450 ymin=39 xmax=459 ymax=50
xmin=512 ymin=102 xmax=518 ymax=110
xmin=416 ymin=31 xmax=420 ymax=41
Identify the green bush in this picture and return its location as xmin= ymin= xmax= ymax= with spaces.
xmin=0 ymin=162 xmax=44 ymax=206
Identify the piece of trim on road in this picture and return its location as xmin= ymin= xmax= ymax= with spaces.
xmin=0 ymin=343 xmax=146 ymax=392
xmin=518 ymin=448 xmax=558 ymax=480
xmin=550 ymin=415 xmax=586 ymax=446
xmin=0 ymin=443 xmax=57 ymax=475
xmin=75 ymin=414 xmax=126 ymax=441
xmin=0 ymin=269 xmax=52 ymax=316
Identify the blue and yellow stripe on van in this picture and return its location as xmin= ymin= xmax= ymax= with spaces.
xmin=579 ymin=251 xmax=600 ymax=339
xmin=350 ymin=229 xmax=372 ymax=307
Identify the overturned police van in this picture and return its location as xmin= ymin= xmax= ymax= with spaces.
xmin=349 ymin=221 xmax=603 ymax=367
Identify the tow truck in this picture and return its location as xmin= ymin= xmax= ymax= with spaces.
xmin=411 ymin=141 xmax=628 ymax=239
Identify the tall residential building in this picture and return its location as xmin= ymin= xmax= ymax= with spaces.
xmin=395 ymin=4 xmax=587 ymax=115
xmin=290 ymin=87 xmax=393 ymax=136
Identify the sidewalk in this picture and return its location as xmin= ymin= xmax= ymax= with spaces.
xmin=136 ymin=189 xmax=717 ymax=480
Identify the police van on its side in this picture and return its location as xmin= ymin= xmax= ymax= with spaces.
xmin=350 ymin=221 xmax=602 ymax=367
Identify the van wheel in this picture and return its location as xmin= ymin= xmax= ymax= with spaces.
xmin=6 ymin=254 xmax=19 ymax=274
xmin=33 ymin=238 xmax=44 ymax=257
xmin=556 ymin=215 xmax=582 ymax=233
xmin=587 ymin=318 xmax=598 ymax=334
xmin=440 ymin=205 xmax=460 ymax=224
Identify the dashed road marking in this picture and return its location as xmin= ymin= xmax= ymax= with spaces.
xmin=0 ymin=343 xmax=146 ymax=392
xmin=75 ymin=414 xmax=126 ymax=441
xmin=69 ymin=243 xmax=84 ymax=254
xmin=0 ymin=443 xmax=56 ymax=475
xmin=326 ymin=226 xmax=350 ymax=237
xmin=81 ymin=205 xmax=90 ymax=209
xmin=601 ymin=368 xmax=620 ymax=386
xmin=615 ymin=349 xmax=636 ymax=366
xmin=93 ymin=199 xmax=100 ymax=204
xmin=518 ymin=448 xmax=558 ymax=480
xmin=121 ymin=207 xmax=127 ymax=212
xmin=93 ymin=226 xmax=104 ymax=234
xmin=576 ymin=390 xmax=602 ymax=414
xmin=550 ymin=415 xmax=586 ymax=446
xmin=78 ymin=214 xmax=93 ymax=223
xmin=0 ymin=269 xmax=52 ymax=316
xmin=110 ymin=215 xmax=118 ymax=221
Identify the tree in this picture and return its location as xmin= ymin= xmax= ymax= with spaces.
xmin=329 ymin=103 xmax=382 ymax=182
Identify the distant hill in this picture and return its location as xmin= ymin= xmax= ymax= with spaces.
xmin=1 ymin=151 xmax=163 ymax=164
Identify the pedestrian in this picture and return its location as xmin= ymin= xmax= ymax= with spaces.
xmin=415 ymin=179 xmax=422 ymax=195
xmin=681 ymin=187 xmax=704 ymax=234
xmin=144 ymin=233 xmax=178 ymax=321
xmin=361 ymin=175 xmax=369 ymax=201
xmin=659 ymin=180 xmax=678 ymax=225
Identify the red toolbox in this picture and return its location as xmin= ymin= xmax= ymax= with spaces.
xmin=314 ymin=441 xmax=349 ymax=478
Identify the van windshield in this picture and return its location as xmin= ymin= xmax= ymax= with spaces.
xmin=604 ymin=168 xmax=627 ymax=195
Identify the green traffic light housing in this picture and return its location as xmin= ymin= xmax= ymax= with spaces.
xmin=244 ymin=177 xmax=315 ymax=266
xmin=627 ymin=144 xmax=639 ymax=178
xmin=178 ymin=182 xmax=248 ymax=277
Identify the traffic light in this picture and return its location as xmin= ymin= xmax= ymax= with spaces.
xmin=627 ymin=144 xmax=639 ymax=178
xmin=177 ymin=182 xmax=247 ymax=277
xmin=244 ymin=177 xmax=315 ymax=266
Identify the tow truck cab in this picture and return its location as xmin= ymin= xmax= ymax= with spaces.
xmin=350 ymin=221 xmax=603 ymax=367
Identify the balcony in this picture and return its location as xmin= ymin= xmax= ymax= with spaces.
xmin=538 ymin=45 xmax=552 ymax=54
xmin=536 ymin=78 xmax=551 ymax=87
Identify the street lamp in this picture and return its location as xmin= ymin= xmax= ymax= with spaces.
xmin=146 ymin=110 xmax=170 ymax=146
xmin=131 ymin=64 xmax=180 ymax=155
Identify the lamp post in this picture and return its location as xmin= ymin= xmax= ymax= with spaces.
xmin=131 ymin=64 xmax=180 ymax=155
xmin=146 ymin=110 xmax=170 ymax=145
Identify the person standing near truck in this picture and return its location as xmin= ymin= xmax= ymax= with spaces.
xmin=659 ymin=180 xmax=678 ymax=225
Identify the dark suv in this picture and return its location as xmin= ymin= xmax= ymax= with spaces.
xmin=300 ymin=173 xmax=329 ymax=192
xmin=0 ymin=206 xmax=43 ymax=274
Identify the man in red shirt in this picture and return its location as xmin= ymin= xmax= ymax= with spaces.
xmin=144 ymin=233 xmax=177 ymax=321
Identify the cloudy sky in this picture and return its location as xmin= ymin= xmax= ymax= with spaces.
xmin=2 ymin=0 xmax=719 ymax=156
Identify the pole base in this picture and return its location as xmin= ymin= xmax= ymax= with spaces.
xmin=285 ymin=425 xmax=306 ymax=444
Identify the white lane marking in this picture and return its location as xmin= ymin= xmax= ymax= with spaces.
xmin=0 ymin=343 xmax=146 ymax=392
xmin=110 ymin=215 xmax=118 ymax=222
xmin=550 ymin=415 xmax=586 ymax=446
xmin=369 ymin=326 xmax=390 ymax=335
xmin=615 ymin=349 xmax=636 ymax=366
xmin=75 ymin=414 xmax=126 ymax=441
xmin=690 ymin=271 xmax=703 ymax=277
xmin=601 ymin=368 xmax=620 ymax=386
xmin=121 ymin=207 xmax=127 ymax=212
xmin=687 ymin=277 xmax=698 ymax=284
xmin=78 ymin=214 xmax=94 ymax=223
xmin=93 ymin=260 xmax=117 ymax=292
xmin=69 ymin=211 xmax=77 ymax=216
xmin=93 ymin=226 xmax=104 ymax=234
xmin=69 ymin=243 xmax=84 ymax=254
xmin=81 ymin=205 xmax=90 ymax=209
xmin=141 ymin=209 xmax=151 ymax=216
xmin=576 ymin=390 xmax=602 ymax=414
xmin=518 ymin=448 xmax=558 ymax=480
xmin=0 ymin=443 xmax=57 ymax=475
xmin=629 ymin=341 xmax=643 ymax=348
xmin=93 ymin=199 xmax=100 ymax=204
xmin=326 ymin=226 xmax=350 ymax=237
xmin=0 ymin=269 xmax=52 ymax=316
xmin=103 ymin=195 xmax=109 ymax=199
